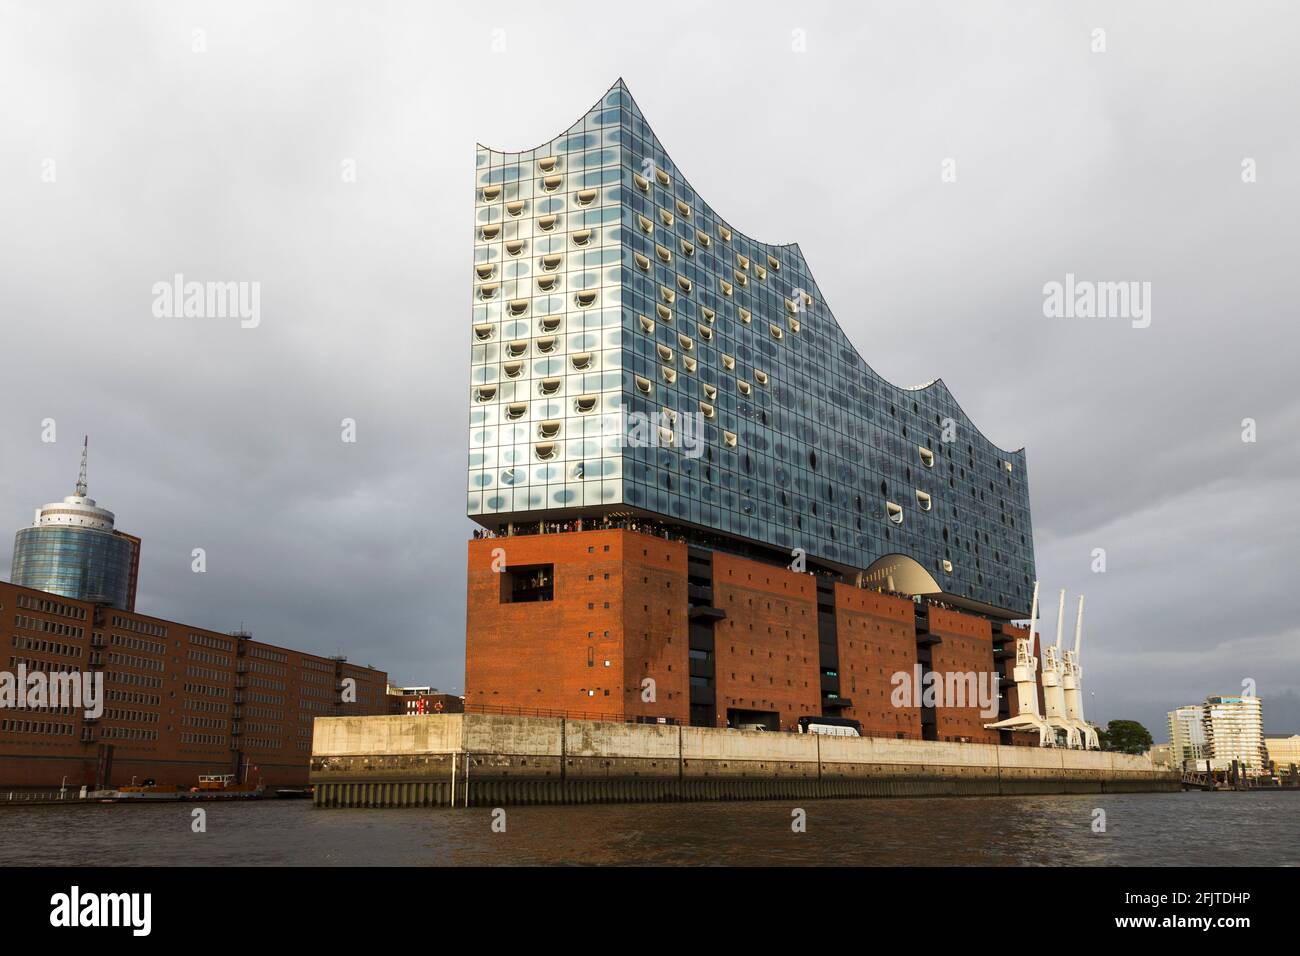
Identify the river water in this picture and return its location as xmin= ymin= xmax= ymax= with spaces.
xmin=0 ymin=791 xmax=1294 ymax=866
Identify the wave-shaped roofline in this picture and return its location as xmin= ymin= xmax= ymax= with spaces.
xmin=477 ymin=79 xmax=1027 ymax=458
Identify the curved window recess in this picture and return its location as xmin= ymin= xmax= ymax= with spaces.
xmin=700 ymin=306 xmax=716 ymax=323
xmin=534 ymin=442 xmax=558 ymax=461
xmin=633 ymin=173 xmax=650 ymax=192
xmin=767 ymin=255 xmax=781 ymax=271
xmin=634 ymin=253 xmax=651 ymax=272
xmin=503 ymin=361 xmax=524 ymax=379
xmin=574 ymin=395 xmax=597 ymax=414
xmin=658 ymin=426 xmax=675 ymax=447
xmin=506 ymin=402 xmax=528 ymax=421
xmin=475 ymin=386 xmax=497 ymax=403
xmin=677 ymin=333 xmax=694 ymax=352
xmin=576 ymin=188 xmax=598 ymax=207
xmin=506 ymin=201 xmax=525 ymax=217
xmin=699 ymin=401 xmax=715 ymax=419
xmin=720 ymin=279 xmax=733 ymax=297
xmin=535 ymin=336 xmax=557 ymax=353
xmin=681 ymin=239 xmax=695 ymax=256
xmin=698 ymin=324 xmax=713 ymax=341
xmin=1003 ymin=460 xmax=1014 ymax=473
xmin=784 ymin=297 xmax=798 ymax=314
xmin=734 ymin=270 xmax=748 ymax=287
xmin=675 ymin=199 xmax=691 ymax=218
xmin=703 ymin=383 xmax=718 ymax=400
xmin=800 ymin=291 xmax=813 ymax=308
xmin=480 ymin=185 xmax=501 ymax=202
xmin=942 ymin=559 xmax=953 ymax=573
xmin=754 ymin=369 xmax=768 ymax=386
xmin=473 ymin=324 xmax=494 ymax=342
xmin=536 ymin=275 xmax=558 ymax=292
xmin=508 ymin=299 xmax=529 ymax=317
xmin=754 ymin=265 xmax=767 ymax=281
xmin=661 ymin=408 xmax=677 ymax=425
xmin=506 ymin=341 xmax=528 ymax=358
xmin=723 ymin=430 xmax=738 ymax=448
xmin=738 ymin=307 xmax=751 ymax=324
xmin=661 ymin=366 xmax=677 ymax=384
xmin=655 ymin=168 xmax=671 ymax=187
xmin=695 ymin=229 xmax=711 ymax=248
xmin=570 ymin=352 xmax=593 ymax=370
xmin=721 ymin=353 xmax=735 ymax=370
xmin=656 ymin=304 xmax=672 ymax=322
xmin=639 ymin=315 xmax=655 ymax=334
xmin=770 ymin=323 xmax=784 ymax=341
xmin=916 ymin=490 xmax=932 ymax=511
xmin=677 ymin=276 xmax=692 ymax=294
xmin=475 ymin=264 xmax=496 ymax=280
xmin=788 ymin=317 xmax=801 ymax=333
xmin=537 ymin=215 xmax=558 ymax=232
xmin=538 ymin=420 xmax=561 ymax=439
xmin=479 ymin=225 xmax=500 ymax=241
xmin=478 ymin=283 xmax=500 ymax=301
xmin=539 ymin=317 xmax=561 ymax=333
xmin=634 ymin=375 xmax=652 ymax=395
xmin=655 ymin=245 xmax=672 ymax=263
xmin=657 ymin=344 xmax=674 ymax=363
xmin=539 ymin=378 xmax=561 ymax=396
xmin=682 ymin=355 xmax=697 ymax=373
xmin=737 ymin=254 xmax=750 ymax=271
xmin=571 ymin=230 xmax=593 ymax=247
xmin=660 ymin=286 xmax=675 ymax=304
xmin=542 ymin=175 xmax=563 ymax=192
xmin=540 ymin=254 xmax=563 ymax=272
xmin=737 ymin=379 xmax=752 ymax=396
xmin=638 ymin=215 xmax=654 ymax=234
xmin=537 ymin=156 xmax=558 ymax=172
xmin=718 ymin=225 xmax=732 ymax=242
xmin=505 ymin=240 xmax=525 ymax=256
xmin=658 ymin=209 xmax=674 ymax=227
xmin=886 ymin=501 xmax=904 ymax=524
xmin=575 ymin=290 xmax=598 ymax=308
xmin=919 ymin=447 xmax=935 ymax=468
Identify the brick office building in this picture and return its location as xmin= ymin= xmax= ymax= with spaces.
xmin=0 ymin=580 xmax=388 ymax=789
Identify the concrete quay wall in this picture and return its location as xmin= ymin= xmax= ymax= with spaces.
xmin=309 ymin=715 xmax=1176 ymax=808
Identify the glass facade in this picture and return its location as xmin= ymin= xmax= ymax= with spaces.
xmin=469 ymin=81 xmax=1036 ymax=615
xmin=11 ymin=526 xmax=135 ymax=610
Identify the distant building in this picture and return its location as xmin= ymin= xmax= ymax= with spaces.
xmin=1167 ymin=705 xmax=1208 ymax=767
xmin=1 ymin=446 xmax=389 ymax=788
xmin=1265 ymin=734 xmax=1300 ymax=773
xmin=387 ymin=686 xmax=463 ymax=716
xmin=1202 ymin=695 xmax=1266 ymax=772
xmin=10 ymin=439 xmax=140 ymax=611
xmin=0 ymin=580 xmax=389 ymax=789
xmin=1147 ymin=742 xmax=1174 ymax=769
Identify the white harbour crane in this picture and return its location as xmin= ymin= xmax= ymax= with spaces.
xmin=985 ymin=581 xmax=1054 ymax=746
xmin=1041 ymin=589 xmax=1083 ymax=748
xmin=1061 ymin=595 xmax=1100 ymax=749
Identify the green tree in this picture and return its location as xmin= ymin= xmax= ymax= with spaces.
xmin=1099 ymin=719 xmax=1153 ymax=754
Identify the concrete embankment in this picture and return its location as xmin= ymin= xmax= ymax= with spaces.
xmin=309 ymin=715 xmax=1177 ymax=808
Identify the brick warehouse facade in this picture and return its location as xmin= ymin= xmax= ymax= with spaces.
xmin=466 ymin=529 xmax=1041 ymax=744
xmin=0 ymin=580 xmax=388 ymax=789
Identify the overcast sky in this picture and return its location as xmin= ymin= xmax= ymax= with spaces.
xmin=1 ymin=0 xmax=1295 ymax=737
